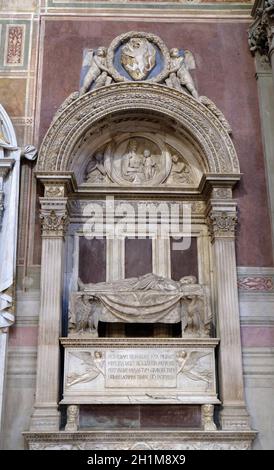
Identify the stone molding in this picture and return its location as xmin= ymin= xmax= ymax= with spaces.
xmin=23 ymin=429 xmax=256 ymax=450
xmin=238 ymin=267 xmax=274 ymax=294
xmin=60 ymin=337 xmax=219 ymax=349
xmin=243 ymin=347 xmax=274 ymax=378
xmin=36 ymin=83 xmax=239 ymax=177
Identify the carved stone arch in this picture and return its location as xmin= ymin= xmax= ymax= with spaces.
xmin=0 ymin=104 xmax=18 ymax=148
xmin=37 ymin=83 xmax=240 ymax=177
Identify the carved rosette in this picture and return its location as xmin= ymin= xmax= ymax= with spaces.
xmin=207 ymin=211 xmax=238 ymax=241
xmin=40 ymin=202 xmax=69 ymax=238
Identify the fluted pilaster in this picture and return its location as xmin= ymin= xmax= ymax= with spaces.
xmin=207 ymin=198 xmax=251 ymax=430
xmin=30 ymin=195 xmax=68 ymax=431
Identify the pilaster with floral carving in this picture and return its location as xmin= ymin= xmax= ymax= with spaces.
xmin=207 ymin=188 xmax=251 ymax=431
xmin=30 ymin=185 xmax=69 ymax=431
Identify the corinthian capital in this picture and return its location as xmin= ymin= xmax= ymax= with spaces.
xmin=40 ymin=198 xmax=68 ymax=237
xmin=248 ymin=0 xmax=274 ymax=56
xmin=208 ymin=211 xmax=238 ymax=241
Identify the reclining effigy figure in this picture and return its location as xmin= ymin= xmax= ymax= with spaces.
xmin=69 ymin=273 xmax=211 ymax=338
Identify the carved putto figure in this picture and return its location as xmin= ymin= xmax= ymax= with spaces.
xmin=166 ymin=48 xmax=199 ymax=99
xmin=121 ymin=37 xmax=156 ymax=80
xmin=79 ymin=47 xmax=112 ymax=95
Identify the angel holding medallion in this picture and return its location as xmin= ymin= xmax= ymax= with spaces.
xmin=79 ymin=47 xmax=112 ymax=95
xmin=166 ymin=48 xmax=199 ymax=100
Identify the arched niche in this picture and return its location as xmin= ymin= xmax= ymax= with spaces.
xmin=37 ymin=83 xmax=240 ymax=185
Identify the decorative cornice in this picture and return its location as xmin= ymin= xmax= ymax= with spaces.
xmin=238 ymin=276 xmax=274 ymax=292
xmin=42 ymin=2 xmax=252 ymax=19
xmin=60 ymin=337 xmax=220 ymax=348
xmin=23 ymin=429 xmax=256 ymax=450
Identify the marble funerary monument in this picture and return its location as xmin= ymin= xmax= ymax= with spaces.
xmin=2 ymin=27 xmax=258 ymax=450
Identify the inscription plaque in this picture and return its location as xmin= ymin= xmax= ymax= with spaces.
xmin=106 ymin=349 xmax=177 ymax=388
xmin=61 ymin=338 xmax=220 ymax=405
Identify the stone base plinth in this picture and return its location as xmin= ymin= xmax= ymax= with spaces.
xmin=23 ymin=429 xmax=256 ymax=450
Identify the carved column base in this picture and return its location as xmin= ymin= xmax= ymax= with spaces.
xmin=29 ymin=404 xmax=60 ymax=432
xmin=220 ymin=404 xmax=251 ymax=431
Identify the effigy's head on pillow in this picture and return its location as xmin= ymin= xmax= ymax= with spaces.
xmin=179 ymin=275 xmax=197 ymax=285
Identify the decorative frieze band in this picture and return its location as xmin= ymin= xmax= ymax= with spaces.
xmin=238 ymin=276 xmax=273 ymax=292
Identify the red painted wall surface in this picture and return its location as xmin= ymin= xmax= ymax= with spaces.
xmin=38 ymin=19 xmax=273 ymax=267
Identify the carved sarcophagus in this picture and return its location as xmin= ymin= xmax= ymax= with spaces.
xmin=68 ymin=273 xmax=212 ymax=338
xmin=60 ymin=338 xmax=219 ymax=405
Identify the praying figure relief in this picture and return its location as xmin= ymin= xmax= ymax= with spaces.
xmin=85 ymin=152 xmax=107 ymax=183
xmin=167 ymin=153 xmax=193 ymax=185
